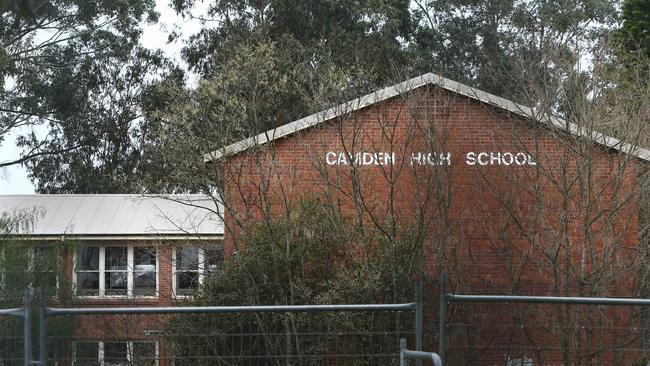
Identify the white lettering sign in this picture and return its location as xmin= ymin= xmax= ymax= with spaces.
xmin=325 ymin=152 xmax=396 ymax=166
xmin=465 ymin=152 xmax=536 ymax=166
xmin=326 ymin=151 xmax=538 ymax=167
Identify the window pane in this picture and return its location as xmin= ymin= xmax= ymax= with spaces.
xmin=205 ymin=247 xmax=224 ymax=273
xmin=74 ymin=342 xmax=99 ymax=366
xmin=134 ymin=272 xmax=156 ymax=296
xmin=134 ymin=247 xmax=156 ymax=296
xmin=132 ymin=342 xmax=156 ymax=366
xmin=104 ymin=342 xmax=128 ymax=366
xmin=176 ymin=248 xmax=198 ymax=271
xmin=134 ymin=247 xmax=156 ymax=266
xmin=105 ymin=247 xmax=127 ymax=270
xmin=77 ymin=273 xmax=99 ymax=296
xmin=176 ymin=272 xmax=198 ymax=295
xmin=78 ymin=247 xmax=99 ymax=271
xmin=105 ymin=272 xmax=127 ymax=296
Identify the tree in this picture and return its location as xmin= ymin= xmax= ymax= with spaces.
xmin=139 ymin=38 xmax=374 ymax=192
xmin=174 ymin=0 xmax=414 ymax=83
xmin=618 ymin=0 xmax=650 ymax=59
xmin=22 ymin=48 xmax=172 ymax=193
xmin=0 ymin=0 xmax=167 ymax=193
xmin=411 ymin=0 xmax=618 ymax=102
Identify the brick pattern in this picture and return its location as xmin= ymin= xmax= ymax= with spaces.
xmin=53 ymin=241 xmax=221 ymax=366
xmin=220 ymin=86 xmax=643 ymax=365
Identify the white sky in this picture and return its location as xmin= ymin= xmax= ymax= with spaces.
xmin=0 ymin=0 xmax=207 ymax=194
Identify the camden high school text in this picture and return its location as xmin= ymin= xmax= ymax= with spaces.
xmin=325 ymin=151 xmax=537 ymax=166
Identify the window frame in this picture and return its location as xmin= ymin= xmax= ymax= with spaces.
xmin=73 ymin=340 xmax=159 ymax=366
xmin=73 ymin=245 xmax=159 ymax=299
xmin=171 ymin=245 xmax=224 ymax=299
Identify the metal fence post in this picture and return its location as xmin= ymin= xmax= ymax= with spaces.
xmin=38 ymin=288 xmax=47 ymax=366
xmin=400 ymin=338 xmax=407 ymax=366
xmin=24 ymin=288 xmax=32 ymax=366
xmin=415 ymin=281 xmax=423 ymax=366
xmin=438 ymin=274 xmax=446 ymax=365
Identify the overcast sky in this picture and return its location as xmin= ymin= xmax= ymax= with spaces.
xmin=0 ymin=0 xmax=206 ymax=194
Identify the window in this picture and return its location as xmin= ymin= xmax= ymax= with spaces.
xmin=0 ymin=245 xmax=58 ymax=298
xmin=77 ymin=246 xmax=100 ymax=296
xmin=173 ymin=245 xmax=224 ymax=297
xmin=175 ymin=247 xmax=199 ymax=296
xmin=74 ymin=341 xmax=157 ymax=366
xmin=75 ymin=246 xmax=158 ymax=298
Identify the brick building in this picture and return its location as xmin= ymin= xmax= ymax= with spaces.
xmin=0 ymin=194 xmax=223 ymax=365
xmin=1 ymin=73 xmax=647 ymax=365
xmin=205 ymin=73 xmax=650 ymax=365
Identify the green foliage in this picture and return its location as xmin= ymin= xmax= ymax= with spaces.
xmin=168 ymin=200 xmax=423 ymax=364
xmin=139 ymin=38 xmax=374 ymax=192
xmin=617 ymin=0 xmax=650 ymax=58
xmin=21 ymin=47 xmax=172 ymax=193
xmin=0 ymin=0 xmax=169 ymax=193
xmin=176 ymin=0 xmax=414 ymax=82
xmin=198 ymin=200 xmax=357 ymax=306
xmin=614 ymin=0 xmax=650 ymax=84
xmin=174 ymin=0 xmax=618 ymax=104
xmin=412 ymin=0 xmax=618 ymax=101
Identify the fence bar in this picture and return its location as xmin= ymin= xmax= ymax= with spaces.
xmin=448 ymin=294 xmax=650 ymax=306
xmin=23 ymin=289 xmax=32 ymax=366
xmin=0 ymin=308 xmax=24 ymax=317
xmin=438 ymin=275 xmax=446 ymax=365
xmin=415 ymin=281 xmax=423 ymax=366
xmin=47 ymin=302 xmax=416 ymax=316
xmin=38 ymin=289 xmax=47 ymax=366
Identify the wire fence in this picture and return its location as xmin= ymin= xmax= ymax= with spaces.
xmin=6 ymin=286 xmax=650 ymax=365
xmin=0 ymin=291 xmax=420 ymax=366
xmin=439 ymin=287 xmax=650 ymax=366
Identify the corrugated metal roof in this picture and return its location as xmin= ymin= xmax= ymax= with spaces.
xmin=0 ymin=194 xmax=224 ymax=237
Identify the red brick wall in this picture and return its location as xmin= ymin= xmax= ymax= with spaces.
xmin=219 ymin=86 xmax=643 ymax=365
